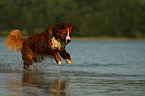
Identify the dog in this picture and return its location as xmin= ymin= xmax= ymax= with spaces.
xmin=4 ymin=23 xmax=77 ymax=69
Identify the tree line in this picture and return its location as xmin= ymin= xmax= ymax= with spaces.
xmin=0 ymin=0 xmax=145 ymax=38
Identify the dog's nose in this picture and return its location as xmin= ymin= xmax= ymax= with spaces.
xmin=67 ymin=39 xmax=71 ymax=43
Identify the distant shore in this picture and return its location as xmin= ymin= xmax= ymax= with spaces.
xmin=1 ymin=36 xmax=145 ymax=41
xmin=72 ymin=37 xmax=145 ymax=41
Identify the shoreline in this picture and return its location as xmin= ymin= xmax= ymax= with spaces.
xmin=72 ymin=37 xmax=145 ymax=41
xmin=1 ymin=36 xmax=145 ymax=41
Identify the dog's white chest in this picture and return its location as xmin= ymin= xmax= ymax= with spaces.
xmin=51 ymin=37 xmax=61 ymax=50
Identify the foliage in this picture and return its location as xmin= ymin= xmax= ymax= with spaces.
xmin=0 ymin=0 xmax=145 ymax=38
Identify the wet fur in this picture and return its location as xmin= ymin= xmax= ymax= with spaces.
xmin=4 ymin=23 xmax=77 ymax=69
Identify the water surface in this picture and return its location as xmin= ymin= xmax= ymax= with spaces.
xmin=0 ymin=39 xmax=145 ymax=96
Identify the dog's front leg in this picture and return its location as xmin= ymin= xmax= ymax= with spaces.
xmin=53 ymin=52 xmax=61 ymax=66
xmin=58 ymin=49 xmax=71 ymax=64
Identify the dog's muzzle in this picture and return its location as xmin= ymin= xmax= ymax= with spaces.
xmin=66 ymin=28 xmax=71 ymax=44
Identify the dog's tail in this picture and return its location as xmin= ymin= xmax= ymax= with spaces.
xmin=4 ymin=30 xmax=24 ymax=53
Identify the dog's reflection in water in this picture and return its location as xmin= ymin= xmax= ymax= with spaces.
xmin=7 ymin=72 xmax=70 ymax=96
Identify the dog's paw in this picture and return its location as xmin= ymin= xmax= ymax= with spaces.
xmin=58 ymin=61 xmax=61 ymax=66
xmin=66 ymin=59 xmax=71 ymax=64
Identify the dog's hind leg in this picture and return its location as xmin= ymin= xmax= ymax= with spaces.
xmin=22 ymin=52 xmax=33 ymax=69
xmin=21 ymin=45 xmax=34 ymax=69
xmin=23 ymin=58 xmax=32 ymax=69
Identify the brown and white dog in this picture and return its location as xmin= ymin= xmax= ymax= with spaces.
xmin=4 ymin=23 xmax=77 ymax=69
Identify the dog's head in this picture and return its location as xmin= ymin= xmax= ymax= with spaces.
xmin=53 ymin=23 xmax=77 ymax=45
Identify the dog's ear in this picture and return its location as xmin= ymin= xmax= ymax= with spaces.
xmin=53 ymin=23 xmax=78 ymax=32
xmin=55 ymin=23 xmax=66 ymax=29
xmin=53 ymin=27 xmax=58 ymax=33
xmin=53 ymin=23 xmax=66 ymax=33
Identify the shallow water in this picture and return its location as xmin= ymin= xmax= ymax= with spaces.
xmin=0 ymin=39 xmax=145 ymax=96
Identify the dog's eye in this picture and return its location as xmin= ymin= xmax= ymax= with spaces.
xmin=63 ymin=33 xmax=67 ymax=36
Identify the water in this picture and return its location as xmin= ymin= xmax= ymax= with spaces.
xmin=0 ymin=39 xmax=145 ymax=96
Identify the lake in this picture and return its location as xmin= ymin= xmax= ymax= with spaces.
xmin=0 ymin=39 xmax=145 ymax=96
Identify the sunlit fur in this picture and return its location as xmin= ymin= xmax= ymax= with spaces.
xmin=4 ymin=23 xmax=77 ymax=69
xmin=4 ymin=30 xmax=24 ymax=53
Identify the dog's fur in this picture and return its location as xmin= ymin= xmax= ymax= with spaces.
xmin=4 ymin=23 xmax=76 ymax=69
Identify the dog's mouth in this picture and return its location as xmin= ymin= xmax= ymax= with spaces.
xmin=61 ymin=40 xmax=71 ymax=45
xmin=57 ymin=38 xmax=71 ymax=45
